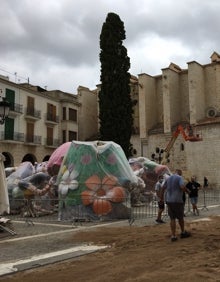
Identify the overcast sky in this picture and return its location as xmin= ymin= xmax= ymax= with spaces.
xmin=0 ymin=0 xmax=220 ymax=94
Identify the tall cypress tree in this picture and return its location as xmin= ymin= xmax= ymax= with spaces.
xmin=99 ymin=12 xmax=133 ymax=158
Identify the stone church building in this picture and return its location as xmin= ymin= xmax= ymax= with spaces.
xmin=130 ymin=51 xmax=220 ymax=187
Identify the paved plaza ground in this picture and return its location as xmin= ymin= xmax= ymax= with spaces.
xmin=0 ymin=205 xmax=220 ymax=282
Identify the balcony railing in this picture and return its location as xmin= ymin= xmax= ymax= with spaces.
xmin=25 ymin=108 xmax=41 ymax=119
xmin=9 ymin=103 xmax=23 ymax=114
xmin=25 ymin=135 xmax=42 ymax=144
xmin=0 ymin=131 xmax=25 ymax=142
xmin=45 ymin=113 xmax=59 ymax=123
xmin=44 ymin=138 xmax=60 ymax=147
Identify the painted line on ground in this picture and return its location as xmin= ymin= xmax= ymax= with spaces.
xmin=0 ymin=244 xmax=108 ymax=276
xmin=13 ymin=220 xmax=76 ymax=228
xmin=0 ymin=228 xmax=77 ymax=243
xmin=0 ymin=220 xmax=127 ymax=244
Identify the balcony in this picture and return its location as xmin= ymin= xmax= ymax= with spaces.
xmin=44 ymin=138 xmax=60 ymax=148
xmin=45 ymin=113 xmax=59 ymax=125
xmin=9 ymin=103 xmax=23 ymax=116
xmin=25 ymin=108 xmax=41 ymax=120
xmin=0 ymin=131 xmax=25 ymax=142
xmin=0 ymin=131 xmax=42 ymax=145
xmin=25 ymin=135 xmax=42 ymax=145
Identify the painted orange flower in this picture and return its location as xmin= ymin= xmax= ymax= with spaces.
xmin=81 ymin=174 xmax=126 ymax=216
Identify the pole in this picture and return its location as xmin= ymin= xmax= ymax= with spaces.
xmin=201 ymin=188 xmax=208 ymax=211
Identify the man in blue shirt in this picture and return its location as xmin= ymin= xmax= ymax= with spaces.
xmin=163 ymin=169 xmax=191 ymax=242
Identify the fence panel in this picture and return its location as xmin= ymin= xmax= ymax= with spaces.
xmin=5 ymin=189 xmax=220 ymax=228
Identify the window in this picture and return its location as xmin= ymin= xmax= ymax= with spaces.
xmin=5 ymin=118 xmax=14 ymax=140
xmin=69 ymin=108 xmax=77 ymax=122
xmin=62 ymin=130 xmax=66 ymax=143
xmin=47 ymin=127 xmax=53 ymax=146
xmin=69 ymin=131 xmax=77 ymax=141
xmin=27 ymin=96 xmax=35 ymax=116
xmin=6 ymin=89 xmax=15 ymax=111
xmin=63 ymin=107 xmax=66 ymax=120
xmin=47 ymin=103 xmax=57 ymax=122
xmin=26 ymin=122 xmax=34 ymax=142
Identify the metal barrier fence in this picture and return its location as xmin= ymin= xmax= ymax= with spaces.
xmin=130 ymin=188 xmax=220 ymax=225
xmin=5 ymin=188 xmax=220 ymax=227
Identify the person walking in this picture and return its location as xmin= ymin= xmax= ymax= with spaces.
xmin=155 ymin=175 xmax=165 ymax=223
xmin=186 ymin=176 xmax=201 ymax=215
xmin=162 ymin=169 xmax=191 ymax=242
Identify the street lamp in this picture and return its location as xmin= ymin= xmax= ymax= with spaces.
xmin=0 ymin=97 xmax=10 ymax=124
xmin=151 ymin=147 xmax=165 ymax=164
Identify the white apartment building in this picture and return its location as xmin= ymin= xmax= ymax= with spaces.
xmin=0 ymin=75 xmax=97 ymax=167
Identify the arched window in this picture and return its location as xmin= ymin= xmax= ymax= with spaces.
xmin=180 ymin=143 xmax=184 ymax=151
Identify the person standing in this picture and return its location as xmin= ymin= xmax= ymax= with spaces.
xmin=186 ymin=176 xmax=201 ymax=215
xmin=155 ymin=175 xmax=165 ymax=223
xmin=203 ymin=176 xmax=208 ymax=188
xmin=128 ymin=159 xmax=145 ymax=207
xmin=0 ymin=153 xmax=10 ymax=215
xmin=162 ymin=169 xmax=191 ymax=242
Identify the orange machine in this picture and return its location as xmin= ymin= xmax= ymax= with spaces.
xmin=161 ymin=125 xmax=202 ymax=164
